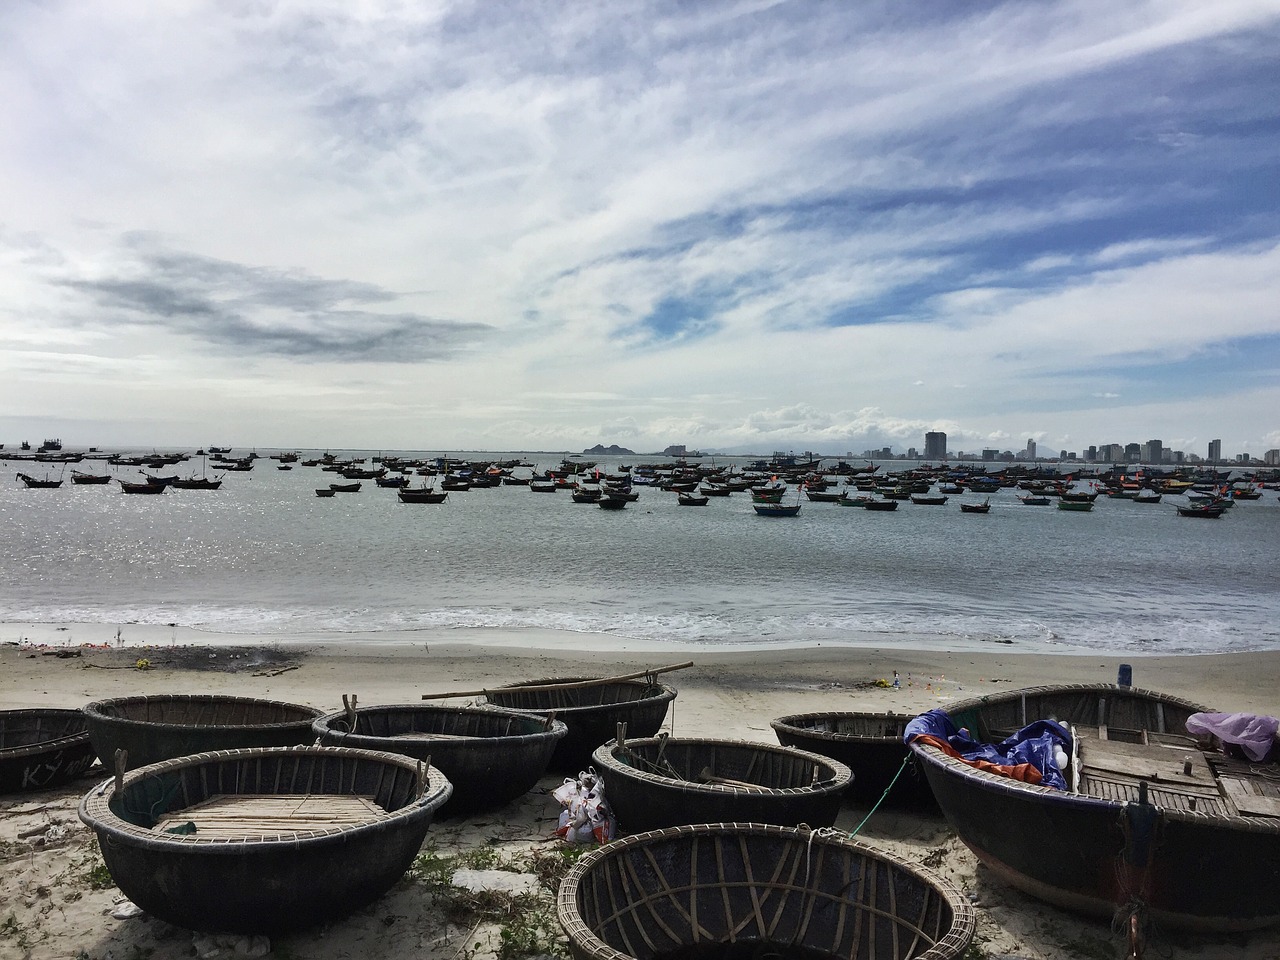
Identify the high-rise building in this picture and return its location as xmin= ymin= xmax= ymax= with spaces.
xmin=924 ymin=432 xmax=947 ymax=460
xmin=1025 ymin=438 xmax=1037 ymax=460
xmin=1142 ymin=440 xmax=1163 ymax=464
xmin=1208 ymin=439 xmax=1222 ymax=462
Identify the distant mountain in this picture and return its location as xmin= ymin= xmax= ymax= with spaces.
xmin=583 ymin=443 xmax=636 ymax=456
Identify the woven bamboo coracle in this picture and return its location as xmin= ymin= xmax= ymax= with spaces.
xmin=0 ymin=708 xmax=97 ymax=794
xmin=592 ymin=736 xmax=852 ymax=833
xmin=313 ymin=702 xmax=567 ymax=810
xmin=770 ymin=711 xmax=937 ymax=808
xmin=82 ymin=693 xmax=325 ymax=770
xmin=78 ymin=744 xmax=452 ymax=934
xmin=484 ymin=677 xmax=677 ymax=772
xmin=557 ymin=822 xmax=976 ymax=960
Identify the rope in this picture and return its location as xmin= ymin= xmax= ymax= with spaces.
xmin=848 ymin=753 xmax=912 ymax=838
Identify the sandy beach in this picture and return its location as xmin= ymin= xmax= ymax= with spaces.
xmin=2 ymin=623 xmax=1278 ymax=960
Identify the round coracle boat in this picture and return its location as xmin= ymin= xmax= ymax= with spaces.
xmin=591 ymin=735 xmax=851 ymax=833
xmin=557 ymin=822 xmax=976 ymax=960
xmin=79 ymin=744 xmax=452 ymax=934
xmin=483 ymin=677 xmax=677 ymax=772
xmin=82 ymin=694 xmax=324 ymax=770
xmin=770 ymin=711 xmax=936 ymax=808
xmin=0 ymin=708 xmax=98 ymax=794
xmin=313 ymin=702 xmax=567 ymax=810
xmin=910 ymin=683 xmax=1280 ymax=931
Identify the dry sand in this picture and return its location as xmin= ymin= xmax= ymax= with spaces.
xmin=2 ymin=622 xmax=1278 ymax=960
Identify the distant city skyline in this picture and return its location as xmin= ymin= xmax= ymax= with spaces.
xmin=884 ymin=431 xmax=1279 ymax=466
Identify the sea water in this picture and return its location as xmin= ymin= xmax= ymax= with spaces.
xmin=2 ymin=451 xmax=1277 ymax=656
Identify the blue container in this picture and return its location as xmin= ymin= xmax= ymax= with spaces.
xmin=1117 ymin=663 xmax=1133 ymax=688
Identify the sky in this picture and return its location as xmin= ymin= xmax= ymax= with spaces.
xmin=3 ymin=1 xmax=1279 ymax=458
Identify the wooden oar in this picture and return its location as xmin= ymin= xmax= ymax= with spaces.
xmin=697 ymin=766 xmax=768 ymax=791
xmin=419 ymin=661 xmax=693 ymax=700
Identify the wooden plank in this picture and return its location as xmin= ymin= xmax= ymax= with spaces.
xmin=1235 ymin=795 xmax=1280 ymax=818
xmin=1079 ymin=740 xmax=1213 ymax=787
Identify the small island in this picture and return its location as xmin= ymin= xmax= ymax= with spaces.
xmin=582 ymin=443 xmax=637 ymax=456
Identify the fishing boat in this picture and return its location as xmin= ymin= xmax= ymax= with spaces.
xmin=118 ymin=478 xmax=165 ymax=494
xmin=1056 ymin=499 xmax=1093 ymax=511
xmin=959 ymin=499 xmax=991 ymax=514
xmin=70 ymin=470 xmax=113 ymax=485
xmin=315 ymin=488 xmax=336 ymax=497
xmin=752 ymin=500 xmax=801 ymax=516
xmin=313 ymin=702 xmax=566 ymax=811
xmin=771 ymin=710 xmax=937 ymax=807
xmin=805 ymin=488 xmax=845 ymax=502
xmin=1060 ymin=490 xmax=1099 ymax=503
xmin=598 ymin=495 xmax=628 ymax=510
xmin=0 ymin=709 xmax=97 ymax=794
xmin=78 ymin=745 xmax=452 ymax=934
xmin=591 ymin=735 xmax=851 ymax=832
xmin=862 ymin=498 xmax=899 ymax=511
xmin=911 ymin=494 xmax=949 ymax=505
xmin=908 ymin=683 xmax=1280 ymax=931
xmin=676 ymin=491 xmax=709 ymax=506
xmin=1133 ymin=491 xmax=1163 ymax=504
xmin=82 ymin=694 xmax=325 ymax=771
xmin=1019 ymin=494 xmax=1051 ymax=505
xmin=1177 ymin=502 xmax=1225 ymax=518
xmin=15 ymin=472 xmax=63 ymax=488
xmin=397 ymin=485 xmax=448 ymax=503
xmin=328 ymin=481 xmax=361 ymax=492
xmin=557 ymin=822 xmax=975 ymax=960
xmin=426 ymin=666 xmax=684 ymax=772
xmin=838 ymin=493 xmax=874 ymax=506
xmin=170 ymin=476 xmax=222 ymax=490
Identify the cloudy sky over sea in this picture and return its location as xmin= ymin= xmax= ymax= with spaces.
xmin=3 ymin=1 xmax=1278 ymax=456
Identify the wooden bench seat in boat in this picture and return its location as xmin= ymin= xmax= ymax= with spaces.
xmin=1073 ymin=737 xmax=1280 ymax=819
xmin=154 ymin=794 xmax=386 ymax=840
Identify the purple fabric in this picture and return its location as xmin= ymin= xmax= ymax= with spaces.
xmin=1185 ymin=712 xmax=1279 ymax=762
xmin=905 ymin=708 xmax=1072 ymax=790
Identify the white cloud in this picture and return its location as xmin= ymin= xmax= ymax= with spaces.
xmin=1 ymin=1 xmax=1278 ymax=453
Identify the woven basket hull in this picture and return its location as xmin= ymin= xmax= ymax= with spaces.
xmin=558 ymin=822 xmax=975 ymax=960
xmin=913 ymin=683 xmax=1280 ymax=931
xmin=770 ymin=712 xmax=936 ymax=808
xmin=484 ymin=678 xmax=676 ymax=772
xmin=0 ymin=709 xmax=97 ymax=794
xmin=592 ymin=737 xmax=851 ymax=833
xmin=83 ymin=694 xmax=324 ymax=770
xmin=313 ymin=704 xmax=567 ymax=810
xmin=79 ymin=745 xmax=452 ymax=934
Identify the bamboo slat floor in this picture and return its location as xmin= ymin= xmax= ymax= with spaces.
xmin=154 ymin=794 xmax=385 ymax=839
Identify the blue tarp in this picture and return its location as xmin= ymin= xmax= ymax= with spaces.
xmin=905 ymin=708 xmax=1072 ymax=791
